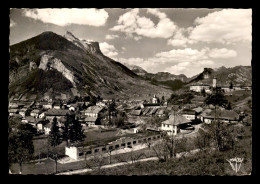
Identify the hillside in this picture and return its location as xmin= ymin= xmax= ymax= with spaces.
xmin=187 ymin=66 xmax=252 ymax=87
xmin=9 ymin=31 xmax=172 ymax=101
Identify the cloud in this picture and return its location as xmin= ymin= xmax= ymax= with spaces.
xmin=10 ymin=19 xmax=16 ymax=27
xmin=155 ymin=48 xmax=209 ymax=63
xmin=99 ymin=42 xmax=118 ymax=58
xmin=189 ymin=9 xmax=252 ymax=44
xmin=208 ymin=48 xmax=237 ymax=58
xmin=110 ymin=8 xmax=177 ymax=39
xmin=118 ymin=47 xmax=234 ymax=77
xmin=22 ymin=8 xmax=109 ymax=26
xmin=167 ymin=28 xmax=196 ymax=47
xmin=105 ymin=34 xmax=119 ymax=40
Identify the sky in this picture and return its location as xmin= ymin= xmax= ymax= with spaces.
xmin=9 ymin=8 xmax=252 ymax=77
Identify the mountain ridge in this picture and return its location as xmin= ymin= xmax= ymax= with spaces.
xmin=9 ymin=31 xmax=173 ymax=101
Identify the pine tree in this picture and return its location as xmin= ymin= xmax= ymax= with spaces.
xmin=62 ymin=113 xmax=72 ymax=146
xmin=48 ymin=116 xmax=62 ymax=147
xmin=70 ymin=117 xmax=85 ymax=143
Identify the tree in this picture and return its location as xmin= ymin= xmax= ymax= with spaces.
xmin=48 ymin=116 xmax=62 ymax=173
xmin=62 ymin=113 xmax=72 ymax=146
xmin=201 ymin=88 xmax=206 ymax=97
xmin=229 ymin=81 xmax=233 ymax=89
xmin=62 ymin=113 xmax=85 ymax=146
xmin=195 ymin=128 xmax=212 ymax=151
xmin=69 ymin=117 xmax=85 ymax=143
xmin=107 ymin=100 xmax=117 ymax=126
xmin=8 ymin=117 xmax=36 ymax=174
xmin=227 ymin=102 xmax=232 ymax=110
xmin=48 ymin=116 xmax=62 ymax=147
xmin=205 ymin=91 xmax=228 ymax=120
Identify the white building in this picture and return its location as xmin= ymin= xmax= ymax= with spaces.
xmin=161 ymin=115 xmax=190 ymax=136
xmin=152 ymin=95 xmax=159 ymax=104
xmin=190 ymin=84 xmax=210 ymax=92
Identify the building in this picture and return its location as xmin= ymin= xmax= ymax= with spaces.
xmin=9 ymin=109 xmax=19 ymax=116
xmin=9 ymin=102 xmax=19 ymax=109
xmin=130 ymin=109 xmax=142 ymax=116
xmin=30 ymin=109 xmax=40 ymax=118
xmin=181 ymin=108 xmax=197 ymax=120
xmin=160 ymin=115 xmax=190 ymax=136
xmin=82 ymin=106 xmax=104 ymax=118
xmin=213 ymin=77 xmax=217 ymax=88
xmin=190 ymin=84 xmax=210 ymax=92
xmin=45 ymin=109 xmax=69 ymax=121
xmin=201 ymin=109 xmax=239 ymax=124
xmin=192 ymin=107 xmax=203 ymax=114
xmin=19 ymin=108 xmax=27 ymax=117
xmin=191 ymin=96 xmax=206 ymax=105
xmin=85 ymin=116 xmax=99 ymax=127
xmin=41 ymin=101 xmax=53 ymax=109
xmin=152 ymin=94 xmax=159 ymax=104
xmin=157 ymin=109 xmax=165 ymax=117
xmin=53 ymin=101 xmax=61 ymax=109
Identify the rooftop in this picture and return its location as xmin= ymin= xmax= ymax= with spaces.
xmin=162 ymin=115 xmax=190 ymax=126
xmin=45 ymin=109 xmax=69 ymax=116
xmin=203 ymin=110 xmax=239 ymax=120
xmin=84 ymin=106 xmax=104 ymax=114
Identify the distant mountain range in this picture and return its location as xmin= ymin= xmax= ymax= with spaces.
xmin=187 ymin=66 xmax=252 ymax=87
xmin=9 ymin=31 xmax=173 ymax=101
xmin=128 ymin=64 xmax=251 ymax=89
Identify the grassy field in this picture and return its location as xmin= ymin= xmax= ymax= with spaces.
xmin=83 ymin=124 xmax=252 ymax=176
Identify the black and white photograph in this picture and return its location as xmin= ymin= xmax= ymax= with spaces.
xmin=8 ymin=8 xmax=252 ymax=175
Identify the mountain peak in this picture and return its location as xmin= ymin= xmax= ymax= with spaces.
xmin=64 ymin=31 xmax=102 ymax=55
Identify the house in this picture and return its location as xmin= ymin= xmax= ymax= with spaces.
xmin=152 ymin=95 xmax=159 ymax=104
xmin=21 ymin=116 xmax=36 ymax=125
xmin=45 ymin=109 xmax=69 ymax=121
xmin=34 ymin=102 xmax=43 ymax=109
xmin=30 ymin=109 xmax=40 ymax=118
xmin=19 ymin=108 xmax=27 ymax=117
xmin=85 ymin=116 xmax=99 ymax=127
xmin=192 ymin=107 xmax=203 ymax=114
xmin=9 ymin=109 xmax=19 ymax=116
xmin=96 ymin=101 xmax=107 ymax=107
xmin=36 ymin=120 xmax=51 ymax=134
xmin=82 ymin=106 xmax=104 ymax=118
xmin=130 ymin=109 xmax=142 ymax=116
xmin=9 ymin=102 xmax=19 ymax=109
xmin=198 ymin=109 xmax=212 ymax=122
xmin=191 ymin=96 xmax=206 ymax=105
xmin=160 ymin=115 xmax=190 ymax=136
xmin=190 ymin=84 xmax=210 ymax=92
xmin=41 ymin=101 xmax=53 ymax=109
xmin=181 ymin=109 xmax=197 ymax=120
xmin=53 ymin=101 xmax=61 ymax=109
xmin=157 ymin=109 xmax=165 ymax=117
xmin=201 ymin=109 xmax=239 ymax=124
xmin=221 ymin=86 xmax=233 ymax=93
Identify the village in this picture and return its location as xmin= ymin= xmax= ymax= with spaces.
xmin=8 ymin=76 xmax=252 ymax=174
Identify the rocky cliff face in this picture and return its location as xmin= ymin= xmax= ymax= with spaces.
xmin=38 ymin=55 xmax=77 ymax=87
